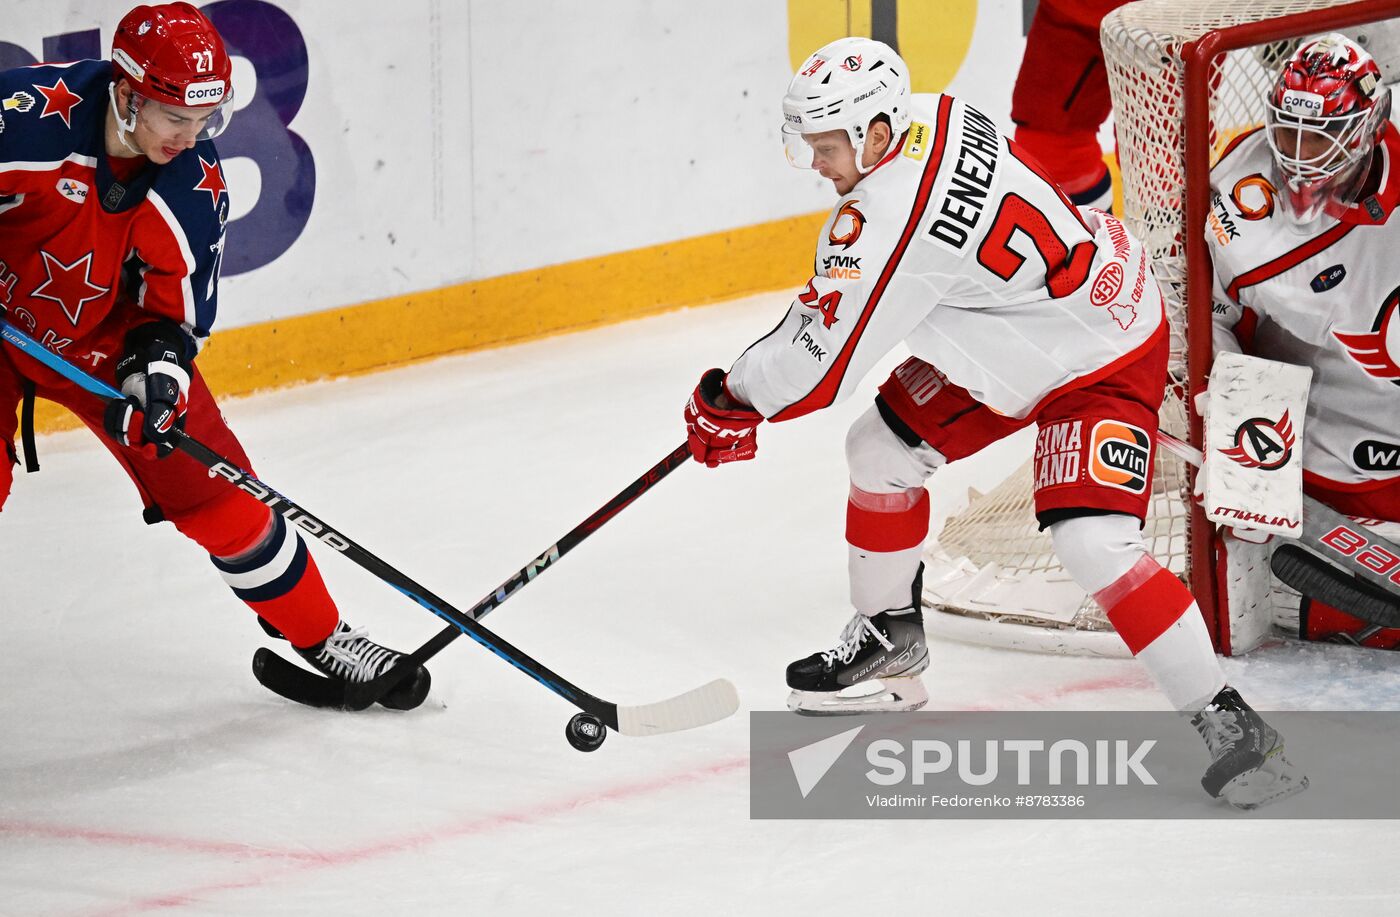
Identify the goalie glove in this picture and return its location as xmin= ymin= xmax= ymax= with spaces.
xmin=103 ymin=320 xmax=194 ymax=459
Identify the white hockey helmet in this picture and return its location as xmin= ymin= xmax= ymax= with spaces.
xmin=782 ymin=37 xmax=912 ymax=174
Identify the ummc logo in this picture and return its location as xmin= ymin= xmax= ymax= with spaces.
xmin=1232 ymin=173 xmax=1277 ymax=220
xmin=184 ymin=80 xmax=226 ymax=104
xmin=828 ymin=200 xmax=865 ymax=249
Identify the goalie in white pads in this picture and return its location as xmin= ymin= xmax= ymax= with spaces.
xmin=682 ymin=38 xmax=1305 ymax=808
xmin=1206 ymin=34 xmax=1400 ymax=650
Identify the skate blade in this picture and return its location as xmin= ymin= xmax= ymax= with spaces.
xmin=1221 ymin=753 xmax=1310 ymax=810
xmin=787 ymin=676 xmax=928 ymax=716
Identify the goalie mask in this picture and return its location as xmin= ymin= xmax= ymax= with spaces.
xmin=110 ymin=2 xmax=235 ymax=151
xmin=1265 ymin=34 xmax=1390 ymax=223
xmin=781 ymin=37 xmax=912 ymax=174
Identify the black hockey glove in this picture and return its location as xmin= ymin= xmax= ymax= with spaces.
xmin=103 ymin=320 xmax=194 ymax=459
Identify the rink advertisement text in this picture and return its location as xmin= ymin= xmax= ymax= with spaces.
xmin=749 ymin=712 xmax=1400 ymax=819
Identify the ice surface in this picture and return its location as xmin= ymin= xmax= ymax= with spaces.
xmin=3 ymin=293 xmax=1396 ymax=915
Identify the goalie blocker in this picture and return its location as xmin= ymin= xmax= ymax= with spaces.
xmin=1188 ymin=352 xmax=1400 ymax=650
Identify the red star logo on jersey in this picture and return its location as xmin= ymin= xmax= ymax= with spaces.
xmin=193 ymin=156 xmax=227 ymax=208
xmin=36 ymin=78 xmax=83 ymax=128
xmin=30 ymin=250 xmax=110 ymax=326
xmin=1333 ymin=287 xmax=1400 ymax=385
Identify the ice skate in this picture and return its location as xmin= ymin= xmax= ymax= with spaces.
xmin=296 ymin=620 xmax=431 ymax=711
xmin=786 ymin=604 xmax=928 ymax=715
xmin=1191 ymin=687 xmax=1308 ymax=809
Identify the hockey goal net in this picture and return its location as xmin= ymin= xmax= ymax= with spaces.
xmin=921 ymin=0 xmax=1400 ymax=656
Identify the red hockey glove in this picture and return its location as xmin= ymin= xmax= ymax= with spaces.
xmin=684 ymin=368 xmax=762 ymax=467
xmin=102 ymin=321 xmax=193 ymax=459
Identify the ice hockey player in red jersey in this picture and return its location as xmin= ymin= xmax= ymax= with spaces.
xmin=1011 ymin=0 xmax=1126 ymax=211
xmin=1208 ymin=34 xmax=1400 ymax=648
xmin=0 ymin=3 xmax=429 ymax=708
xmin=683 ymin=37 xmax=1305 ymax=807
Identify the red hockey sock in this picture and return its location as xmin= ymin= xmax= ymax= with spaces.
xmin=1096 ymin=554 xmax=1224 ymax=710
xmin=847 ymin=485 xmax=930 ymax=615
xmin=174 ymin=492 xmax=340 ymax=649
xmin=846 ymin=485 xmax=930 ymax=553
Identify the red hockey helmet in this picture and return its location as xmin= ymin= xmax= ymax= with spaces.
xmin=1265 ymin=34 xmax=1390 ymax=222
xmin=111 ymin=3 xmax=233 ymax=139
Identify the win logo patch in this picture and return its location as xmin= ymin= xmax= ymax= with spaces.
xmin=1088 ymin=421 xmax=1151 ymax=494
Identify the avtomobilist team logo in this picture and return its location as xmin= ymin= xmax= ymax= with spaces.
xmin=1088 ymin=421 xmax=1151 ymax=493
xmin=1333 ymin=286 xmax=1400 ymax=386
xmin=1219 ymin=410 xmax=1297 ymax=470
xmin=828 ymin=200 xmax=865 ymax=250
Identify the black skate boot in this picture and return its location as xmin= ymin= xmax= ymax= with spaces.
xmin=786 ymin=565 xmax=929 ymax=715
xmin=296 ymin=621 xmax=431 ymax=711
xmin=1191 ymin=686 xmax=1307 ymax=809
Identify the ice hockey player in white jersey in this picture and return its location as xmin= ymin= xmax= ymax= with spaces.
xmin=682 ymin=37 xmax=1305 ymax=807
xmin=1208 ymin=34 xmax=1400 ymax=648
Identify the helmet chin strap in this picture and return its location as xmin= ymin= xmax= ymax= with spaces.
xmin=107 ymin=82 xmax=143 ymax=155
xmin=851 ymin=125 xmax=900 ymax=175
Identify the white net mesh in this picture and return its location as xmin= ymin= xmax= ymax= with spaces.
xmin=923 ymin=0 xmax=1382 ymax=655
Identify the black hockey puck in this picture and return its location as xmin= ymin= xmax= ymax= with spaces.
xmin=565 ymin=712 xmax=607 ymax=752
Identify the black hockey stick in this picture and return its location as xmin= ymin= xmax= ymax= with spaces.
xmin=1 ymin=322 xmax=737 ymax=736
xmin=260 ymin=442 xmax=695 ymax=711
xmin=1159 ymin=429 xmax=1400 ymax=610
xmin=1271 ymin=544 xmax=1400 ymax=629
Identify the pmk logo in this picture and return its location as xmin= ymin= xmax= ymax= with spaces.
xmin=1088 ymin=421 xmax=1150 ymax=493
xmin=1219 ymin=410 xmax=1297 ymax=470
xmin=828 ymin=200 xmax=865 ymax=250
xmin=1333 ymin=285 xmax=1400 ymax=384
xmin=1231 ymin=173 xmax=1277 ymax=221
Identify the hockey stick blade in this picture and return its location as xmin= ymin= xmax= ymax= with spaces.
xmin=252 ymin=648 xmax=352 ymax=709
xmin=1271 ymin=544 xmax=1400 ymax=629
xmin=255 ymin=644 xmax=740 ymax=735
xmin=613 ymin=678 xmax=740 ymax=737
